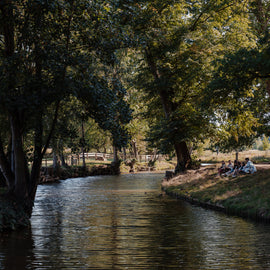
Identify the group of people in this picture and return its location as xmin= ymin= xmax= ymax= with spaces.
xmin=218 ymin=158 xmax=257 ymax=177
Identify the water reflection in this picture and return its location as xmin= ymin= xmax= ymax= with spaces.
xmin=0 ymin=174 xmax=270 ymax=269
xmin=0 ymin=229 xmax=35 ymax=270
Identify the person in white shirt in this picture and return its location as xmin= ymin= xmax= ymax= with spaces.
xmin=243 ymin=158 xmax=257 ymax=174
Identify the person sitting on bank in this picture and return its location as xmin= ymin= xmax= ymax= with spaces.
xmin=222 ymin=160 xmax=233 ymax=176
xmin=226 ymin=160 xmax=233 ymax=172
xmin=231 ymin=160 xmax=242 ymax=177
xmin=224 ymin=160 xmax=237 ymax=177
xmin=218 ymin=160 xmax=226 ymax=175
xmin=243 ymin=158 xmax=257 ymax=174
xmin=238 ymin=161 xmax=246 ymax=175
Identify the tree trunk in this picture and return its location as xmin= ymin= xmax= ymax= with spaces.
xmin=174 ymin=141 xmax=192 ymax=173
xmin=145 ymin=48 xmax=191 ymax=172
xmin=10 ymin=113 xmax=29 ymax=200
xmin=28 ymin=112 xmax=43 ymax=203
xmin=113 ymin=146 xmax=119 ymax=163
xmin=81 ymin=121 xmax=86 ymax=168
xmin=53 ymin=152 xmax=60 ymax=169
xmin=131 ymin=139 xmax=138 ymax=160
xmin=0 ymin=139 xmax=14 ymax=190
xmin=235 ymin=150 xmax=239 ymax=161
xmin=60 ymin=153 xmax=67 ymax=167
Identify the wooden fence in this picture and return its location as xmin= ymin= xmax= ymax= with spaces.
xmin=42 ymin=152 xmax=163 ymax=167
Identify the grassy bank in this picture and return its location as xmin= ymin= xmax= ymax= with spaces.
xmin=162 ymin=165 xmax=270 ymax=222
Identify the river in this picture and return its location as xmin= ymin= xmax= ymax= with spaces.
xmin=0 ymin=173 xmax=270 ymax=269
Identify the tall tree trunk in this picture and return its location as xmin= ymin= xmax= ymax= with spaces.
xmin=0 ymin=139 xmax=14 ymax=190
xmin=81 ymin=121 xmax=86 ymax=168
xmin=131 ymin=139 xmax=138 ymax=160
xmin=113 ymin=146 xmax=119 ymax=163
xmin=29 ymin=102 xmax=60 ymax=204
xmin=10 ymin=112 xmax=29 ymax=200
xmin=235 ymin=150 xmax=239 ymax=161
xmin=53 ymin=152 xmax=60 ymax=169
xmin=60 ymin=153 xmax=67 ymax=167
xmin=145 ymin=48 xmax=191 ymax=172
xmin=174 ymin=142 xmax=192 ymax=173
xmin=26 ymin=118 xmax=44 ymax=216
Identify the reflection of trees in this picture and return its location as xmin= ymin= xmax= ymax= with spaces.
xmin=143 ymin=198 xmax=206 ymax=268
xmin=0 ymin=228 xmax=35 ymax=270
xmin=190 ymin=213 xmax=270 ymax=269
xmin=145 ymin=197 xmax=270 ymax=269
xmin=81 ymin=177 xmax=124 ymax=269
xmin=254 ymin=224 xmax=270 ymax=267
xmin=108 ymin=187 xmax=119 ymax=269
xmin=3 ymin=175 xmax=270 ymax=269
xmin=32 ymin=185 xmax=64 ymax=255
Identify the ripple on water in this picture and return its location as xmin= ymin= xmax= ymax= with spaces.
xmin=0 ymin=174 xmax=270 ymax=269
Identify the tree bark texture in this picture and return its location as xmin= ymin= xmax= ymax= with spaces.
xmin=131 ymin=139 xmax=138 ymax=160
xmin=10 ymin=112 xmax=29 ymax=200
xmin=0 ymin=139 xmax=14 ymax=190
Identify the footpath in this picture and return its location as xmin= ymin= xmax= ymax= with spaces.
xmin=162 ymin=164 xmax=270 ymax=222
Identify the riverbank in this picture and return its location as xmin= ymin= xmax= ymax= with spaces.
xmin=162 ymin=164 xmax=270 ymax=222
xmin=0 ymin=163 xmax=122 ymax=231
xmin=39 ymin=162 xmax=121 ymax=184
xmin=39 ymin=160 xmax=175 ymax=183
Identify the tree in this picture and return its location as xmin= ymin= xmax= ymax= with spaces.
xmin=209 ymin=110 xmax=259 ymax=160
xmin=261 ymin=135 xmax=270 ymax=150
xmin=204 ymin=0 xmax=270 ymax=152
xmin=84 ymin=119 xmax=111 ymax=153
xmin=0 ymin=0 xmax=131 ymax=220
xmin=125 ymin=0 xmax=256 ymax=172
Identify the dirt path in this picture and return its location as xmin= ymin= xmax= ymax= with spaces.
xmin=255 ymin=163 xmax=270 ymax=169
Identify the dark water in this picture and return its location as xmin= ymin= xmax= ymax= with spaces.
xmin=1 ymin=173 xmax=270 ymax=270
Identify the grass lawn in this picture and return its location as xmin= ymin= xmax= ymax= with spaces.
xmin=162 ymin=164 xmax=270 ymax=221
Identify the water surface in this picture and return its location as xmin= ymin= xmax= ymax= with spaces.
xmin=0 ymin=173 xmax=270 ymax=269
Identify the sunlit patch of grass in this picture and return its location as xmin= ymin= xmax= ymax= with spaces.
xmin=252 ymin=156 xmax=270 ymax=163
xmin=163 ymin=166 xmax=270 ymax=220
xmin=214 ymin=190 xmax=242 ymax=201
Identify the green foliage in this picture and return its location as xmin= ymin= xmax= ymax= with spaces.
xmin=84 ymin=119 xmax=112 ymax=152
xmin=0 ymin=0 xmax=133 ymax=151
xmin=261 ymin=135 xmax=270 ymax=150
xmin=202 ymin=0 xmax=270 ymax=154
xmin=128 ymin=0 xmax=257 ymax=160
xmin=205 ymin=47 xmax=270 ymax=153
xmin=0 ymin=0 xmax=133 ymax=203
xmin=206 ymin=48 xmax=270 ymax=104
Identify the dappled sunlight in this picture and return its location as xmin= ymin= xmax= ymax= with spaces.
xmin=214 ymin=190 xmax=242 ymax=202
xmin=162 ymin=165 xmax=218 ymax=188
xmin=198 ymin=179 xmax=220 ymax=191
xmin=163 ymin=164 xmax=270 ymax=222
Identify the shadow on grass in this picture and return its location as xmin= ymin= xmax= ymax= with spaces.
xmin=164 ymin=167 xmax=270 ymax=222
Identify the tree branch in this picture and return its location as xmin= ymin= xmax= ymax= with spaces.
xmin=41 ymin=101 xmax=61 ymax=158
xmin=190 ymin=2 xmax=235 ymax=32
